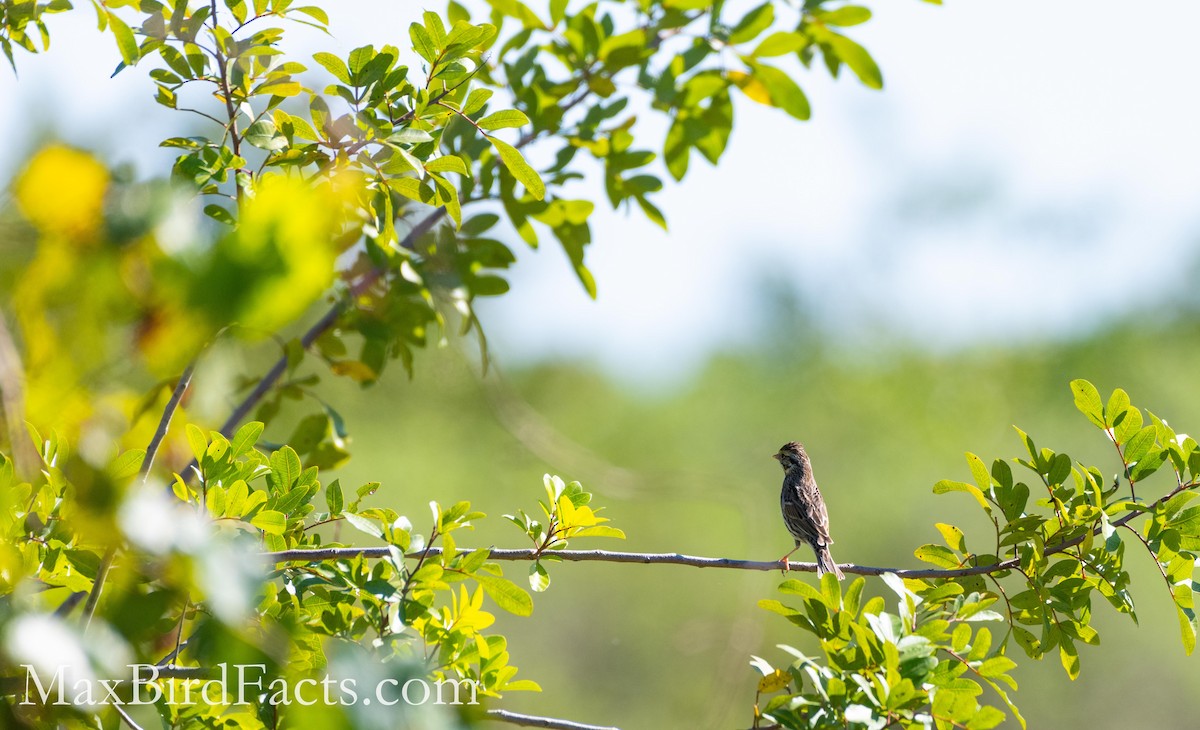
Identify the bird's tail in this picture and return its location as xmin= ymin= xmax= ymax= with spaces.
xmin=815 ymin=545 xmax=845 ymax=580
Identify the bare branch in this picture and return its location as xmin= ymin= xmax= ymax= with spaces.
xmin=265 ymin=480 xmax=1198 ymax=577
xmin=143 ymin=360 xmax=197 ymax=483
xmin=487 ymin=708 xmax=620 ymax=730
xmin=0 ymin=312 xmax=37 ymax=477
xmin=113 ymin=702 xmax=147 ymax=730
xmin=83 ymin=360 xmax=197 ymax=630
xmin=266 ymin=546 xmax=993 ymax=578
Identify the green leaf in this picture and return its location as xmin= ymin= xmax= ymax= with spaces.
xmin=269 ymin=446 xmax=302 ymax=491
xmin=185 ymin=424 xmax=207 ymax=461
xmin=206 ymin=485 xmax=226 ymax=516
xmin=343 ymin=512 xmax=384 ymax=540
xmin=1069 ymin=379 xmax=1105 ymax=428
xmin=758 ymin=598 xmax=799 ymax=617
xmin=935 ymin=523 xmax=966 ymax=553
xmin=977 ymin=656 xmax=1017 ymax=677
xmin=816 ymin=6 xmax=872 ymax=26
xmin=409 ymin=23 xmax=436 ymax=63
xmin=728 ymin=3 xmax=774 ymax=44
xmin=1129 ymin=448 xmax=1166 ymax=482
xmin=106 ymin=11 xmax=139 ymax=65
xmin=778 ymin=578 xmax=829 ymax=607
xmin=529 ymin=562 xmax=550 ymax=592
xmin=204 ymin=204 xmax=235 ymax=225
xmin=425 ymin=155 xmax=469 ymax=176
xmin=491 ymin=137 xmax=545 ymax=200
xmin=475 ymin=573 xmax=534 ymax=616
xmin=326 ymin=479 xmax=344 ymax=515
xmin=1177 ymin=605 xmax=1197 ymax=655
xmin=820 ymin=571 xmax=841 ymax=604
xmin=230 ymin=421 xmax=264 ymax=456
xmin=293 ymin=6 xmax=329 ymax=26
xmin=240 ymin=489 xmax=268 ymax=519
xmin=664 ymin=116 xmax=689 ymax=181
xmin=933 ymin=479 xmax=992 ymax=514
xmin=1106 ymin=387 xmax=1131 ymax=428
xmin=245 ymin=119 xmax=286 ymax=151
xmin=914 ymin=544 xmax=959 ymax=569
xmin=463 ymin=88 xmax=493 ymax=115
xmin=220 ymin=479 xmax=246 ymax=517
xmin=251 ymin=510 xmax=286 ymax=535
xmin=347 ymin=44 xmax=374 ymax=79
xmin=831 ymin=576 xmax=860 ymax=612
xmin=1059 ymin=637 xmax=1079 ymax=680
xmin=571 ymin=525 xmax=625 ymax=539
xmin=752 ymin=31 xmax=807 ymax=58
xmin=966 ymin=452 xmax=991 ymax=490
xmin=312 ymin=51 xmax=351 ymax=84
xmin=108 ymin=449 xmax=145 ymax=480
xmin=825 ymin=32 xmax=882 ymax=89
xmin=477 ymin=109 xmax=530 ymax=131
xmin=1123 ymin=426 xmax=1157 ymax=466
xmin=738 ymin=61 xmax=810 ymax=120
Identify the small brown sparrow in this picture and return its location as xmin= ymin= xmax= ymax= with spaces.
xmin=774 ymin=441 xmax=844 ymax=579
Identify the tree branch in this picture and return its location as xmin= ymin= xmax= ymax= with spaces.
xmin=144 ymin=360 xmax=197 ymax=483
xmin=82 ymin=360 xmax=197 ymax=629
xmin=265 ymin=480 xmax=1198 ymax=577
xmin=266 ymin=546 xmax=991 ymax=578
xmin=112 ymin=702 xmax=147 ymax=730
xmin=486 ymin=709 xmax=619 ymax=730
xmin=0 ymin=311 xmax=37 ymax=478
xmin=181 ymin=209 xmax=446 ymax=485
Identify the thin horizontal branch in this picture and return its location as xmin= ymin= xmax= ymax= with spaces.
xmin=486 ymin=708 xmax=620 ymax=730
xmin=265 ymin=546 xmax=989 ymax=578
xmin=265 ymin=481 xmax=1199 ymax=578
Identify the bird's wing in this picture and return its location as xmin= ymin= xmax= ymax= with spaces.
xmin=804 ymin=484 xmax=835 ymax=545
xmin=781 ymin=487 xmax=823 ymax=545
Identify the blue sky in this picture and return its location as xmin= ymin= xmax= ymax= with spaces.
xmin=3 ymin=1 xmax=1198 ymax=382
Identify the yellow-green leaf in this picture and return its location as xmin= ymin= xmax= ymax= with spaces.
xmin=475 ymin=573 xmax=533 ymax=616
xmin=251 ymin=510 xmax=286 ymax=535
xmin=490 ymin=137 xmax=544 ymax=200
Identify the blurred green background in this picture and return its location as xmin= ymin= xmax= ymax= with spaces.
xmin=303 ymin=303 xmax=1200 ymax=728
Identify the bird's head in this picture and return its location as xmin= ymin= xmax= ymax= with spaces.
xmin=773 ymin=441 xmax=809 ymax=472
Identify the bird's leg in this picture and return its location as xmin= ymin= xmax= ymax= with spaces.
xmin=778 ymin=545 xmax=801 ymax=574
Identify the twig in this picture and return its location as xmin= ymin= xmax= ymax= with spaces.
xmin=1119 ymin=523 xmax=1174 ymax=595
xmin=0 ymin=312 xmax=37 ymax=478
xmin=486 ymin=709 xmax=619 ymax=730
xmin=112 ymin=703 xmax=146 ymax=730
xmin=143 ymin=360 xmax=197 ymax=484
xmin=82 ymin=361 xmax=197 ymax=630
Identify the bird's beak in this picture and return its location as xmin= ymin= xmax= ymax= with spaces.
xmin=771 ymin=453 xmax=781 ymax=461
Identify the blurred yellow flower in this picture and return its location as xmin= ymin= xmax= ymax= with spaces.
xmin=14 ymin=145 xmax=109 ymax=242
